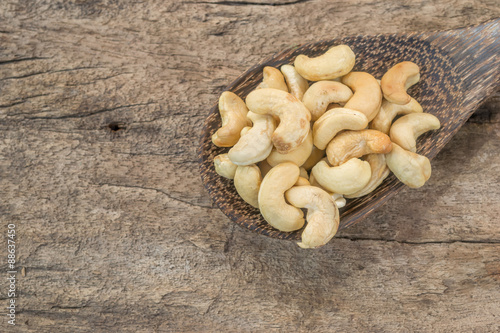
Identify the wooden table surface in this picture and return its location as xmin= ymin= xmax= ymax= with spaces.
xmin=1 ymin=1 xmax=499 ymax=332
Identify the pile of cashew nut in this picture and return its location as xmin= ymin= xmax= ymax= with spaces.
xmin=212 ymin=45 xmax=440 ymax=249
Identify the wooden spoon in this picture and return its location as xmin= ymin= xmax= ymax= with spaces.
xmin=198 ymin=19 xmax=500 ymax=241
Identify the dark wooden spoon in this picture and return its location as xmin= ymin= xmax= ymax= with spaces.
xmin=198 ymin=19 xmax=499 ymax=241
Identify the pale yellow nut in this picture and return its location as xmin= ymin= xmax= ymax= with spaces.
xmin=385 ymin=143 xmax=431 ymax=188
xmin=285 ymin=186 xmax=339 ymax=249
xmin=295 ymin=177 xmax=310 ymax=186
xmin=257 ymin=66 xmax=288 ymax=92
xmin=302 ymin=81 xmax=353 ymax=121
xmin=234 ymin=165 xmax=262 ymax=208
xmin=311 ymin=158 xmax=372 ymax=195
xmin=258 ymin=162 xmax=304 ymax=232
xmin=280 ymin=64 xmax=309 ymax=101
xmin=302 ymin=146 xmax=326 ymax=171
xmin=342 ymin=71 xmax=382 ymax=121
xmin=228 ymin=111 xmax=276 ymax=166
xmin=212 ymin=91 xmax=250 ymax=147
xmin=370 ymin=98 xmax=423 ymax=134
xmin=245 ymin=88 xmax=311 ymax=154
xmin=381 ymin=61 xmax=420 ymax=105
xmin=390 ymin=113 xmax=441 ymax=152
xmin=313 ymin=108 xmax=369 ymax=150
xmin=214 ymin=153 xmax=238 ymax=179
xmin=326 ymin=129 xmax=393 ymax=166
xmin=267 ymin=130 xmax=313 ymax=167
xmin=294 ymin=44 xmax=356 ymax=81
xmin=345 ymin=154 xmax=390 ymax=198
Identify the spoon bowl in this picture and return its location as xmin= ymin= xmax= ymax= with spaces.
xmin=199 ymin=19 xmax=499 ymax=241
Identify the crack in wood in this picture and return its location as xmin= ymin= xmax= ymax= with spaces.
xmin=335 ymin=235 xmax=500 ymax=245
xmin=190 ymin=0 xmax=310 ymax=6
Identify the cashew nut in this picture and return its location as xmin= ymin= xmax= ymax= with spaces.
xmin=258 ymin=162 xmax=304 ymax=232
xmin=326 ymin=129 xmax=393 ymax=166
xmin=380 ymin=61 xmax=420 ymax=105
xmin=302 ymin=81 xmax=354 ymax=121
xmin=234 ymin=165 xmax=262 ymax=208
xmin=245 ymin=88 xmax=311 ymax=154
xmin=212 ymin=91 xmax=251 ymax=147
xmin=240 ymin=126 xmax=251 ymax=137
xmin=385 ymin=143 xmax=431 ymax=188
xmin=302 ymin=146 xmax=326 ymax=171
xmin=295 ymin=177 xmax=310 ymax=186
xmin=267 ymin=130 xmax=313 ymax=167
xmin=285 ymin=186 xmax=339 ymax=248
xmin=214 ymin=153 xmax=238 ymax=179
xmin=390 ymin=113 xmax=441 ymax=152
xmin=345 ymin=154 xmax=390 ymax=198
xmin=313 ymin=108 xmax=369 ymax=150
xmin=369 ymin=97 xmax=423 ymax=134
xmin=294 ymin=44 xmax=356 ymax=81
xmin=257 ymin=66 xmax=288 ymax=92
xmin=280 ymin=64 xmax=309 ymax=100
xmin=311 ymin=158 xmax=372 ymax=195
xmin=342 ymin=72 xmax=382 ymax=121
xmin=228 ymin=111 xmax=276 ymax=165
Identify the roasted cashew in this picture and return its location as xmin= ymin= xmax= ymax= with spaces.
xmin=245 ymin=88 xmax=311 ymax=154
xmin=228 ymin=111 xmax=276 ymax=165
xmin=302 ymin=81 xmax=353 ymax=121
xmin=214 ymin=153 xmax=238 ymax=179
xmin=326 ymin=129 xmax=392 ymax=166
xmin=212 ymin=91 xmax=251 ymax=147
xmin=257 ymin=66 xmax=288 ymax=92
xmin=267 ymin=130 xmax=313 ymax=167
xmin=381 ymin=61 xmax=420 ymax=105
xmin=345 ymin=154 xmax=390 ymax=198
xmin=369 ymin=97 xmax=423 ymax=134
xmin=294 ymin=44 xmax=356 ymax=81
xmin=234 ymin=165 xmax=262 ymax=208
xmin=313 ymin=108 xmax=369 ymax=150
xmin=390 ymin=113 xmax=441 ymax=152
xmin=258 ymin=162 xmax=304 ymax=232
xmin=385 ymin=143 xmax=431 ymax=188
xmin=280 ymin=64 xmax=309 ymax=100
xmin=285 ymin=186 xmax=339 ymax=248
xmin=311 ymin=158 xmax=372 ymax=195
xmin=302 ymin=146 xmax=326 ymax=171
xmin=342 ymin=72 xmax=382 ymax=121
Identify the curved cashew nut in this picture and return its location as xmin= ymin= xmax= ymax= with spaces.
xmin=228 ymin=111 xmax=276 ymax=165
xmin=280 ymin=64 xmax=309 ymax=100
xmin=313 ymin=108 xmax=369 ymax=150
xmin=309 ymin=173 xmax=346 ymax=208
xmin=245 ymin=88 xmax=311 ymax=154
xmin=326 ymin=129 xmax=393 ymax=166
xmin=345 ymin=154 xmax=390 ymax=198
xmin=302 ymin=81 xmax=353 ymax=121
xmin=311 ymin=158 xmax=372 ymax=195
xmin=212 ymin=91 xmax=250 ymax=147
xmin=257 ymin=66 xmax=288 ymax=92
xmin=390 ymin=113 xmax=441 ymax=152
xmin=302 ymin=146 xmax=326 ymax=171
xmin=258 ymin=162 xmax=304 ymax=232
xmin=342 ymin=72 xmax=382 ymax=121
xmin=294 ymin=44 xmax=356 ymax=81
xmin=285 ymin=186 xmax=339 ymax=248
xmin=385 ymin=143 xmax=431 ymax=188
xmin=380 ymin=61 xmax=420 ymax=105
xmin=267 ymin=130 xmax=313 ymax=167
xmin=369 ymin=97 xmax=423 ymax=134
xmin=214 ymin=153 xmax=238 ymax=179
xmin=234 ymin=165 xmax=262 ymax=208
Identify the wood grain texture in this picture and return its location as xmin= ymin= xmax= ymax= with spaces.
xmin=0 ymin=1 xmax=499 ymax=332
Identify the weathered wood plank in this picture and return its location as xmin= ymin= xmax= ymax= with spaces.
xmin=0 ymin=0 xmax=499 ymax=331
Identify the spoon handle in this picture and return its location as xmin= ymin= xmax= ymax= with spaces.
xmin=419 ymin=19 xmax=499 ymax=116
